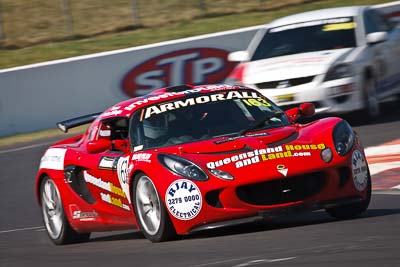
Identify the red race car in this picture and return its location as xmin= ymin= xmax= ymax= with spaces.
xmin=36 ymin=84 xmax=371 ymax=244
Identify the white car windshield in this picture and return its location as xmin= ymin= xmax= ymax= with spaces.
xmin=131 ymin=90 xmax=289 ymax=149
xmin=252 ymin=17 xmax=357 ymax=60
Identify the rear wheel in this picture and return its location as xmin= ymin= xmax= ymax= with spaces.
xmin=133 ymin=173 xmax=176 ymax=242
xmin=362 ymin=77 xmax=380 ymax=120
xmin=325 ymin=171 xmax=371 ymax=219
xmin=40 ymin=176 xmax=90 ymax=245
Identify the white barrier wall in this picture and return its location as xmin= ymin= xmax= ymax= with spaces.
xmin=0 ymin=26 xmax=261 ymax=136
xmin=1 ymin=1 xmax=399 ymax=137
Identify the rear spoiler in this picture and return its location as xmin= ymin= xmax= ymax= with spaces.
xmin=56 ymin=112 xmax=101 ymax=133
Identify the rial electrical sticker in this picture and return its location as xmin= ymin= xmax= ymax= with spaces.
xmin=165 ymin=179 xmax=202 ymax=220
xmin=352 ymin=150 xmax=369 ymax=191
xmin=39 ymin=148 xmax=67 ymax=170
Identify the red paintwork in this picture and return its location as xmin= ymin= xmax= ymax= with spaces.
xmin=35 ymin=84 xmax=368 ymax=235
xmin=226 ymin=63 xmax=245 ymax=84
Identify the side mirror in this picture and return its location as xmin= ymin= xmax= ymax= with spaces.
xmin=228 ymin=51 xmax=250 ymax=62
xmin=366 ymin=32 xmax=388 ymax=45
xmin=285 ymin=107 xmax=300 ymax=123
xmin=285 ymin=103 xmax=315 ymax=123
xmin=299 ymin=103 xmax=315 ymax=117
xmin=87 ymin=139 xmax=112 ymax=154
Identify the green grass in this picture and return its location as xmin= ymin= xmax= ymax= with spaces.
xmin=0 ymin=125 xmax=87 ymax=148
xmin=0 ymin=0 xmax=390 ymax=69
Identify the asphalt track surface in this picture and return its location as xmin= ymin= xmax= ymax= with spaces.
xmin=1 ymin=101 xmax=400 ymax=267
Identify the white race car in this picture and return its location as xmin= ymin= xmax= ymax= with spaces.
xmin=227 ymin=3 xmax=400 ymax=119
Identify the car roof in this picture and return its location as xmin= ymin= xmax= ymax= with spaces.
xmin=99 ymin=84 xmax=248 ymax=120
xmin=268 ymin=6 xmax=365 ymax=28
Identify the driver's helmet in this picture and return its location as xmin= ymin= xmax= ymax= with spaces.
xmin=143 ymin=114 xmax=168 ymax=140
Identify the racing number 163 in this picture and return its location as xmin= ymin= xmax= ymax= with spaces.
xmin=243 ymin=98 xmax=271 ymax=107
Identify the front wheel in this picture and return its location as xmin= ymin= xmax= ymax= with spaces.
xmin=325 ymin=171 xmax=371 ymax=219
xmin=132 ymin=173 xmax=176 ymax=242
xmin=40 ymin=176 xmax=90 ymax=245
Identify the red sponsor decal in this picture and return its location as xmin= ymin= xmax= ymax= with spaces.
xmin=121 ymin=48 xmax=236 ymax=97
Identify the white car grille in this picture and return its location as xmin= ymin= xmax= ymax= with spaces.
xmin=255 ymin=76 xmax=315 ymax=89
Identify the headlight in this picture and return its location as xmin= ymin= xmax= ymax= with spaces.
xmin=324 ymin=63 xmax=354 ymax=81
xmin=320 ymin=148 xmax=333 ymax=163
xmin=209 ymin=169 xmax=234 ymax=181
xmin=333 ymin=120 xmax=355 ymax=156
xmin=158 ymin=154 xmax=208 ymax=181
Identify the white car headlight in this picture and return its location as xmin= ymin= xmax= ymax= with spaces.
xmin=324 ymin=63 xmax=354 ymax=81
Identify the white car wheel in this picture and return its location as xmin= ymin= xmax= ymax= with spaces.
xmin=363 ymin=78 xmax=380 ymax=119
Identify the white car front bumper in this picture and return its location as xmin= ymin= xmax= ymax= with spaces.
xmin=249 ymin=75 xmax=363 ymax=114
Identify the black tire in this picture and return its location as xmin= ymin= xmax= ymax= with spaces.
xmin=40 ymin=176 xmax=90 ymax=245
xmin=325 ymin=171 xmax=371 ymax=219
xmin=132 ymin=173 xmax=176 ymax=242
xmin=361 ymin=77 xmax=380 ymax=121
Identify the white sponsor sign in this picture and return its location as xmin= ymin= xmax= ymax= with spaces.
xmin=352 ymin=150 xmax=369 ymax=191
xmin=117 ymin=156 xmax=132 ymax=203
xmin=165 ymin=179 xmax=202 ymax=220
xmin=39 ymin=148 xmax=67 ymax=170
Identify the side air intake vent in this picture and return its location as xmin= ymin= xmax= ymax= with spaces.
xmin=65 ymin=165 xmax=96 ymax=204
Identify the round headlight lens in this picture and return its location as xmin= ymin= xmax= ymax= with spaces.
xmin=333 ymin=120 xmax=355 ymax=156
xmin=158 ymin=154 xmax=208 ymax=181
xmin=321 ymin=148 xmax=333 ymax=163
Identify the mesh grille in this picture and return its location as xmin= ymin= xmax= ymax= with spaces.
xmin=236 ymin=172 xmax=326 ymax=206
xmin=255 ymin=76 xmax=315 ymax=89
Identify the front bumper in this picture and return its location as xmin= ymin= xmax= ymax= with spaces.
xmin=189 ymin=196 xmax=363 ymax=233
xmin=171 ymin=160 xmax=367 ymax=235
xmin=249 ymin=76 xmax=363 ymax=114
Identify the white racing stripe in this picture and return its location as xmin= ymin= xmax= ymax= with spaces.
xmin=191 ymin=256 xmax=296 ymax=267
xmin=0 ymin=226 xmax=44 ymax=234
xmin=368 ymin=161 xmax=400 ymax=176
xmin=365 ymin=144 xmax=400 ymax=157
xmin=373 ymin=190 xmax=400 ymax=195
xmin=0 ymin=141 xmax=54 ymax=155
xmin=233 ymin=257 xmax=296 ymax=266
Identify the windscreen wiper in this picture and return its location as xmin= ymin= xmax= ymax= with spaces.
xmin=238 ymin=111 xmax=284 ymax=136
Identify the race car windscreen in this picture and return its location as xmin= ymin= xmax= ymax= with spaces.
xmin=252 ymin=17 xmax=357 ymax=60
xmin=131 ymin=90 xmax=289 ymax=149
